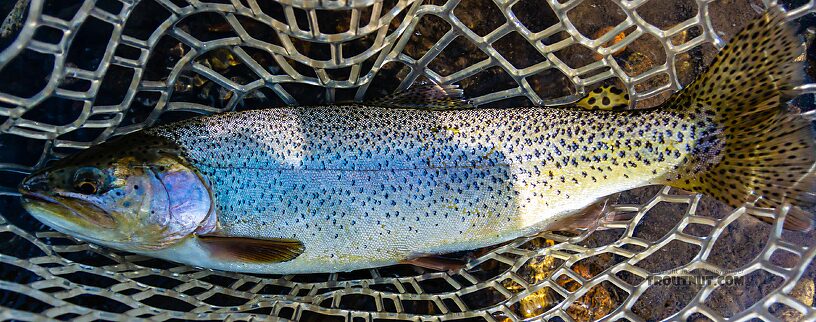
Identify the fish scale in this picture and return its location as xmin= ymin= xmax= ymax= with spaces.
xmin=144 ymin=106 xmax=695 ymax=272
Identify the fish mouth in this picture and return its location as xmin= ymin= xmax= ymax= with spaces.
xmin=19 ymin=192 xmax=124 ymax=248
xmin=19 ymin=191 xmax=60 ymax=205
xmin=20 ymin=191 xmax=117 ymax=229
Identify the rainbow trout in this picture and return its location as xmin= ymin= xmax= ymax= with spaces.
xmin=18 ymin=10 xmax=816 ymax=273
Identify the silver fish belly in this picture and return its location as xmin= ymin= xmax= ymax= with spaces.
xmin=145 ymin=106 xmax=690 ymax=273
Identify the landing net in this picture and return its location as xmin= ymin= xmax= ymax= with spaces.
xmin=0 ymin=0 xmax=814 ymax=320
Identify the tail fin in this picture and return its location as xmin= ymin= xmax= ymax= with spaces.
xmin=664 ymin=7 xmax=816 ymax=230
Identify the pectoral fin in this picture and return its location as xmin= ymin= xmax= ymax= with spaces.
xmin=197 ymin=235 xmax=304 ymax=263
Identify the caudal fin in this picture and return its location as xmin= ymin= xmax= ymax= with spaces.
xmin=664 ymin=7 xmax=816 ymax=230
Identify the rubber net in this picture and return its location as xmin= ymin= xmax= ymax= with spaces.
xmin=0 ymin=0 xmax=815 ymax=321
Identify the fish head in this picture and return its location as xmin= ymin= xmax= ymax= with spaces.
xmin=18 ymin=136 xmax=215 ymax=250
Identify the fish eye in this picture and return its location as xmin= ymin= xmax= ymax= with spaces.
xmin=72 ymin=167 xmax=105 ymax=195
xmin=77 ymin=181 xmax=97 ymax=194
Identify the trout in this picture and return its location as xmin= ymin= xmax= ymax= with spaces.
xmin=18 ymin=9 xmax=816 ymax=273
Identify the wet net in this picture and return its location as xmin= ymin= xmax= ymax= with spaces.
xmin=0 ymin=0 xmax=815 ymax=320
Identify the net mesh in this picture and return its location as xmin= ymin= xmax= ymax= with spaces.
xmin=0 ymin=0 xmax=815 ymax=320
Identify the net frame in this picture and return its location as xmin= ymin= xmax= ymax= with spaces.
xmin=0 ymin=0 xmax=815 ymax=321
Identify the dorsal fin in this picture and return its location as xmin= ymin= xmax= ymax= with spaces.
xmin=370 ymin=82 xmax=472 ymax=110
xmin=575 ymin=85 xmax=630 ymax=111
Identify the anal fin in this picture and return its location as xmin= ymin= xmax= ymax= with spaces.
xmin=545 ymin=197 xmax=626 ymax=232
xmin=197 ymin=235 xmax=304 ymax=263
xmin=750 ymin=205 xmax=815 ymax=232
